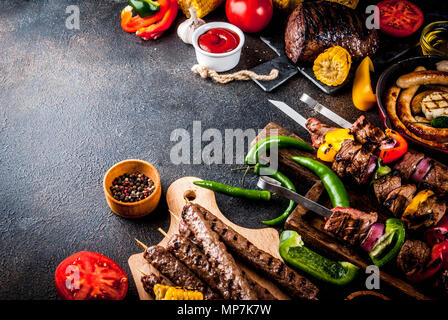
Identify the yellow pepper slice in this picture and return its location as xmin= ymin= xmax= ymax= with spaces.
xmin=352 ymin=56 xmax=377 ymax=111
xmin=317 ymin=129 xmax=354 ymax=162
xmin=403 ymin=190 xmax=434 ymax=217
xmin=313 ymin=46 xmax=352 ymax=87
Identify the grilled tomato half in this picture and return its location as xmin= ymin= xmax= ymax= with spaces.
xmin=55 ymin=251 xmax=128 ymax=300
xmin=377 ymin=0 xmax=424 ymax=37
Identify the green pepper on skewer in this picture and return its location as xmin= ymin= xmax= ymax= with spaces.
xmin=369 ymin=218 xmax=406 ymax=268
xmin=291 ymin=156 xmax=350 ymax=208
xmin=129 ymin=0 xmax=160 ymax=18
xmin=253 ymin=163 xmax=297 ymax=226
xmin=193 ymin=180 xmax=271 ymax=201
xmin=245 ymin=136 xmax=313 ymax=165
xmin=279 ymin=231 xmax=359 ymax=285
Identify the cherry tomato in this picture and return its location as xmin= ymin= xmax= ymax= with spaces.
xmin=55 ymin=251 xmax=128 ymax=300
xmin=377 ymin=0 xmax=424 ymax=37
xmin=225 ymin=0 xmax=273 ymax=33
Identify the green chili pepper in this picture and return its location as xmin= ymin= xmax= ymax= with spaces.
xmin=129 ymin=0 xmax=160 ymax=18
xmin=254 ymin=164 xmax=297 ymax=226
xmin=291 ymin=156 xmax=350 ymax=208
xmin=431 ymin=116 xmax=448 ymax=128
xmin=369 ymin=218 xmax=405 ymax=267
xmin=371 ymin=158 xmax=392 ymax=184
xmin=193 ymin=180 xmax=271 ymax=201
xmin=245 ymin=136 xmax=313 ymax=165
xmin=279 ymin=231 xmax=359 ymax=285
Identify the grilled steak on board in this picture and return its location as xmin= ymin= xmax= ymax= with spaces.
xmin=285 ymin=1 xmax=379 ymax=63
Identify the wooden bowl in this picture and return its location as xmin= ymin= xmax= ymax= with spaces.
xmin=103 ymin=159 xmax=162 ymax=218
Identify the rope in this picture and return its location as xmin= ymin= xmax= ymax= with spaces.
xmin=191 ymin=64 xmax=279 ymax=84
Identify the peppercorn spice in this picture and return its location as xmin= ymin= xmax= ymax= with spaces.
xmin=110 ymin=173 xmax=155 ymax=203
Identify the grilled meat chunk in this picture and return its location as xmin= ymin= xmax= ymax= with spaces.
xmin=184 ymin=202 xmax=319 ymax=300
xmin=383 ymin=184 xmax=417 ymax=217
xmin=305 ymin=117 xmax=337 ymax=149
xmin=141 ymin=273 xmax=173 ymax=298
xmin=396 ymin=240 xmax=431 ymax=277
xmin=346 ymin=146 xmax=374 ymax=184
xmin=349 ymin=115 xmax=386 ymax=146
xmin=402 ymin=195 xmax=447 ymax=230
xmin=144 ymin=245 xmax=219 ymax=300
xmin=394 ymin=151 xmax=426 ymax=180
xmin=373 ymin=174 xmax=402 ymax=203
xmin=332 ymin=140 xmax=362 ymax=177
xmin=285 ymin=1 xmax=378 ymax=63
xmin=324 ymin=207 xmax=378 ymax=246
xmin=422 ymin=163 xmax=448 ymax=195
xmin=167 ymin=234 xmax=227 ymax=299
xmin=242 ymin=271 xmax=276 ymax=300
xmin=181 ymin=204 xmax=257 ymax=300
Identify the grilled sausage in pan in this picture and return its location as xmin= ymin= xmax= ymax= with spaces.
xmin=396 ymin=70 xmax=448 ymax=89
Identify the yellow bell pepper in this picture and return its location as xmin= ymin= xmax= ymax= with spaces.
xmin=352 ymin=56 xmax=376 ymax=111
xmin=317 ymin=129 xmax=354 ymax=162
xmin=403 ymin=190 xmax=434 ymax=217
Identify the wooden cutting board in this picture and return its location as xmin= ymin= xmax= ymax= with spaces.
xmin=252 ymin=122 xmax=432 ymax=300
xmin=128 ymin=176 xmax=290 ymax=300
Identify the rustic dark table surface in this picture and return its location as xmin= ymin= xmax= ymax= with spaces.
xmin=0 ymin=0 xmax=446 ymax=300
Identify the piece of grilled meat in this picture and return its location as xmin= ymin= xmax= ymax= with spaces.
xmin=324 ymin=207 xmax=378 ymax=246
xmin=141 ymin=273 xmax=173 ymax=298
xmin=285 ymin=1 xmax=378 ymax=63
xmin=306 ymin=117 xmax=337 ymax=149
xmin=383 ymin=184 xmax=417 ymax=217
xmin=349 ymin=115 xmax=386 ymax=146
xmin=182 ymin=202 xmax=319 ymax=300
xmin=422 ymin=163 xmax=448 ymax=195
xmin=397 ymin=240 xmax=431 ymax=278
xmin=373 ymin=173 xmax=402 ymax=203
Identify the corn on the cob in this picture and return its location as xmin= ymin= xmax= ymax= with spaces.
xmin=177 ymin=0 xmax=224 ymax=18
xmin=153 ymin=284 xmax=204 ymax=300
xmin=325 ymin=0 xmax=358 ymax=9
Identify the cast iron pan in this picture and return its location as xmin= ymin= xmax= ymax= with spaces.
xmin=376 ymin=55 xmax=448 ymax=154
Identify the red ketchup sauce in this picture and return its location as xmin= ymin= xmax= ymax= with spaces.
xmin=198 ymin=28 xmax=240 ymax=54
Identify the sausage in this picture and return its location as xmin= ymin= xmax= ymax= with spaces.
xmin=183 ymin=202 xmax=319 ymax=300
xmin=396 ymin=70 xmax=448 ymax=89
xmin=143 ymin=245 xmax=219 ymax=300
xmin=167 ymin=234 xmax=229 ymax=299
xmin=141 ymin=272 xmax=173 ymax=298
xmin=242 ymin=270 xmax=277 ymax=300
xmin=181 ymin=204 xmax=258 ymax=300
xmin=396 ymin=77 xmax=448 ymax=143
xmin=385 ymin=85 xmax=447 ymax=149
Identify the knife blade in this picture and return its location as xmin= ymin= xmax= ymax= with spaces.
xmin=268 ymin=99 xmax=308 ymax=129
xmin=300 ymin=93 xmax=352 ymax=129
xmin=257 ymin=176 xmax=332 ymax=218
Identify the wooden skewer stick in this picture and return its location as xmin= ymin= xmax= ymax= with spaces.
xmin=157 ymin=227 xmax=168 ymax=238
xmin=137 ymin=267 xmax=148 ymax=276
xmin=169 ymin=210 xmax=181 ymax=221
xmin=135 ymin=238 xmax=148 ymax=250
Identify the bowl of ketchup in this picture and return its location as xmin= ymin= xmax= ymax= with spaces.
xmin=192 ymin=22 xmax=245 ymax=72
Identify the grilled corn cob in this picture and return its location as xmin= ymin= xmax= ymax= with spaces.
xmin=153 ymin=284 xmax=204 ymax=300
xmin=325 ymin=0 xmax=358 ymax=9
xmin=177 ymin=0 xmax=224 ymax=18
xmin=313 ymin=46 xmax=352 ymax=86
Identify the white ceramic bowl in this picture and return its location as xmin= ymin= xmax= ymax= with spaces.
xmin=192 ymin=22 xmax=245 ymax=72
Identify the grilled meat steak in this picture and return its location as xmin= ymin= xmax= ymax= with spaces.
xmin=394 ymin=151 xmax=426 ymax=180
xmin=141 ymin=273 xmax=173 ymax=298
xmin=402 ymin=195 xmax=447 ymax=230
xmin=305 ymin=117 xmax=337 ymax=149
xmin=144 ymin=245 xmax=219 ymax=300
xmin=182 ymin=203 xmax=257 ymax=300
xmin=397 ymin=240 xmax=431 ymax=277
xmin=332 ymin=140 xmax=363 ymax=177
xmin=384 ymin=184 xmax=417 ymax=217
xmin=183 ymin=202 xmax=319 ymax=300
xmin=422 ymin=163 xmax=448 ymax=195
xmin=373 ymin=174 xmax=402 ymax=203
xmin=324 ymin=207 xmax=378 ymax=246
xmin=285 ymin=1 xmax=379 ymax=63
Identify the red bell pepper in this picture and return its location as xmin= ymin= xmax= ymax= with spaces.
xmin=425 ymin=215 xmax=448 ymax=247
xmin=121 ymin=0 xmax=169 ymax=33
xmin=407 ymin=240 xmax=448 ymax=283
xmin=136 ymin=0 xmax=178 ymax=40
xmin=379 ymin=129 xmax=408 ymax=164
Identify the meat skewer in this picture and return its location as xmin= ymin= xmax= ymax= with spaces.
xmin=182 ymin=202 xmax=319 ymax=300
xmin=141 ymin=272 xmax=173 ymax=298
xmin=181 ymin=203 xmax=258 ymax=300
xmin=143 ymin=245 xmax=220 ymax=300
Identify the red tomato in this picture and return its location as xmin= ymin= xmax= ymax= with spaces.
xmin=55 ymin=251 xmax=128 ymax=300
xmin=377 ymin=0 xmax=424 ymax=37
xmin=225 ymin=0 xmax=273 ymax=33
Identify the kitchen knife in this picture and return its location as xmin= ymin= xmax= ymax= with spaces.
xmin=300 ymin=93 xmax=352 ymax=129
xmin=268 ymin=99 xmax=308 ymax=129
xmin=257 ymin=176 xmax=332 ymax=218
